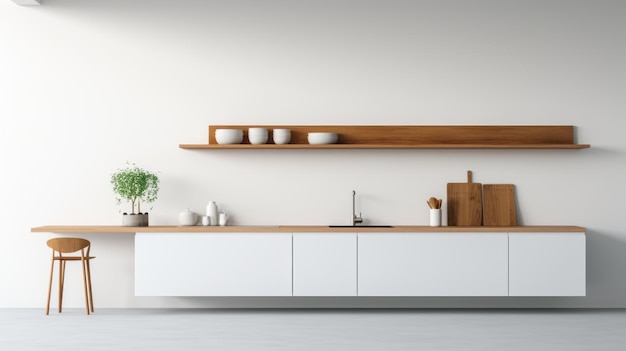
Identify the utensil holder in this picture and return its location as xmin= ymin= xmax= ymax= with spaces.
xmin=430 ymin=209 xmax=442 ymax=227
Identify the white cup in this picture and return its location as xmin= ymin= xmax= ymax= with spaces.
xmin=218 ymin=212 xmax=229 ymax=226
xmin=248 ymin=128 xmax=268 ymax=144
xmin=430 ymin=209 xmax=441 ymax=227
xmin=201 ymin=216 xmax=210 ymax=226
xmin=273 ymin=129 xmax=291 ymax=144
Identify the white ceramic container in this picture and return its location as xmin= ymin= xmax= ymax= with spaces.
xmin=308 ymin=132 xmax=338 ymax=145
xmin=206 ymin=201 xmax=218 ymax=226
xmin=248 ymin=128 xmax=268 ymax=144
xmin=430 ymin=209 xmax=442 ymax=227
xmin=215 ymin=129 xmax=243 ymax=144
xmin=272 ymin=129 xmax=291 ymax=144
xmin=201 ymin=216 xmax=210 ymax=226
xmin=218 ymin=212 xmax=229 ymax=226
xmin=248 ymin=128 xmax=268 ymax=134
xmin=179 ymin=209 xmax=198 ymax=226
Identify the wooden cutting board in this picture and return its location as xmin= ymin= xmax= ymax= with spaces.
xmin=482 ymin=184 xmax=517 ymax=226
xmin=447 ymin=171 xmax=483 ymax=226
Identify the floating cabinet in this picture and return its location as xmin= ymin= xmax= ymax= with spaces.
xmin=357 ymin=233 xmax=509 ymax=296
xmin=120 ymin=229 xmax=587 ymax=297
xmin=509 ymin=233 xmax=586 ymax=296
xmin=293 ymin=233 xmax=357 ymax=296
xmin=135 ymin=233 xmax=292 ymax=296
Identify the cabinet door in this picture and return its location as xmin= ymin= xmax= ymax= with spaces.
xmin=135 ymin=233 xmax=292 ymax=296
xmin=293 ymin=233 xmax=357 ymax=296
xmin=509 ymin=233 xmax=586 ymax=296
xmin=358 ymin=233 xmax=509 ymax=296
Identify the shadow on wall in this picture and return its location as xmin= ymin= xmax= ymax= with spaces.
xmin=585 ymin=228 xmax=626 ymax=302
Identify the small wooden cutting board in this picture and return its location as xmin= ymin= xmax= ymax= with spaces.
xmin=482 ymin=184 xmax=517 ymax=226
xmin=447 ymin=171 xmax=483 ymax=226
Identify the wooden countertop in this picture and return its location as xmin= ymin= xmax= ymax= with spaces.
xmin=31 ymin=225 xmax=586 ymax=233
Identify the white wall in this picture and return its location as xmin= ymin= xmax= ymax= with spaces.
xmin=1 ymin=0 xmax=624 ymax=308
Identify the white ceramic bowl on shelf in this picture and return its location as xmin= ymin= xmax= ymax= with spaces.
xmin=248 ymin=134 xmax=268 ymax=144
xmin=272 ymin=129 xmax=291 ymax=144
xmin=248 ymin=128 xmax=268 ymax=135
xmin=308 ymin=132 xmax=338 ymax=145
xmin=248 ymin=128 xmax=268 ymax=144
xmin=215 ymin=129 xmax=243 ymax=144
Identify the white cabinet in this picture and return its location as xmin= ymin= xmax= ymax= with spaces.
xmin=509 ymin=233 xmax=586 ymax=296
xmin=134 ymin=230 xmax=586 ymax=297
xmin=293 ymin=233 xmax=357 ymax=296
xmin=358 ymin=233 xmax=509 ymax=296
xmin=135 ymin=233 xmax=292 ymax=296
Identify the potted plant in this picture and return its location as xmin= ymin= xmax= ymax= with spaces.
xmin=111 ymin=162 xmax=160 ymax=227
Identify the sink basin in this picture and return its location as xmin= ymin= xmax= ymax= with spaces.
xmin=329 ymin=225 xmax=394 ymax=228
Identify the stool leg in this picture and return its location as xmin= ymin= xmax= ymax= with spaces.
xmin=59 ymin=260 xmax=66 ymax=313
xmin=81 ymin=258 xmax=90 ymax=315
xmin=86 ymin=260 xmax=94 ymax=313
xmin=46 ymin=257 xmax=54 ymax=315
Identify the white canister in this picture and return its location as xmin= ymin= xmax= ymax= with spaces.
xmin=179 ymin=209 xmax=198 ymax=226
xmin=429 ymin=209 xmax=442 ymax=227
xmin=206 ymin=201 xmax=218 ymax=226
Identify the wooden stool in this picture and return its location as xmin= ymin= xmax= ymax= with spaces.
xmin=46 ymin=238 xmax=95 ymax=315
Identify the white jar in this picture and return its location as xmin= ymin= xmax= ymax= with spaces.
xmin=206 ymin=201 xmax=218 ymax=226
xmin=179 ymin=209 xmax=198 ymax=226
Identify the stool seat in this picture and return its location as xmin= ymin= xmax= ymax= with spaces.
xmin=46 ymin=238 xmax=95 ymax=315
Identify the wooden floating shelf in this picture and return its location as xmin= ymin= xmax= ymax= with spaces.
xmin=179 ymin=144 xmax=589 ymax=149
xmin=179 ymin=125 xmax=590 ymax=150
xmin=179 ymin=144 xmax=590 ymax=150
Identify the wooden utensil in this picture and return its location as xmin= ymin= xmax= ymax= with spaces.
xmin=483 ymin=184 xmax=517 ymax=226
xmin=447 ymin=170 xmax=483 ymax=226
xmin=428 ymin=197 xmax=439 ymax=209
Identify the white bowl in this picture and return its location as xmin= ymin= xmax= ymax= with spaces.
xmin=248 ymin=128 xmax=269 ymax=144
xmin=215 ymin=129 xmax=243 ymax=144
xmin=272 ymin=129 xmax=291 ymax=144
xmin=248 ymin=128 xmax=268 ymax=135
xmin=249 ymin=133 xmax=268 ymax=144
xmin=308 ymin=132 xmax=338 ymax=145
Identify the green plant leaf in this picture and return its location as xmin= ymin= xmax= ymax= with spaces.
xmin=111 ymin=162 xmax=160 ymax=214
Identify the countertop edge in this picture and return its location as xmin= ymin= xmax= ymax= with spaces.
xmin=31 ymin=225 xmax=587 ymax=233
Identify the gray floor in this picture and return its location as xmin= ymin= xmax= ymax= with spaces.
xmin=1 ymin=309 xmax=624 ymax=351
